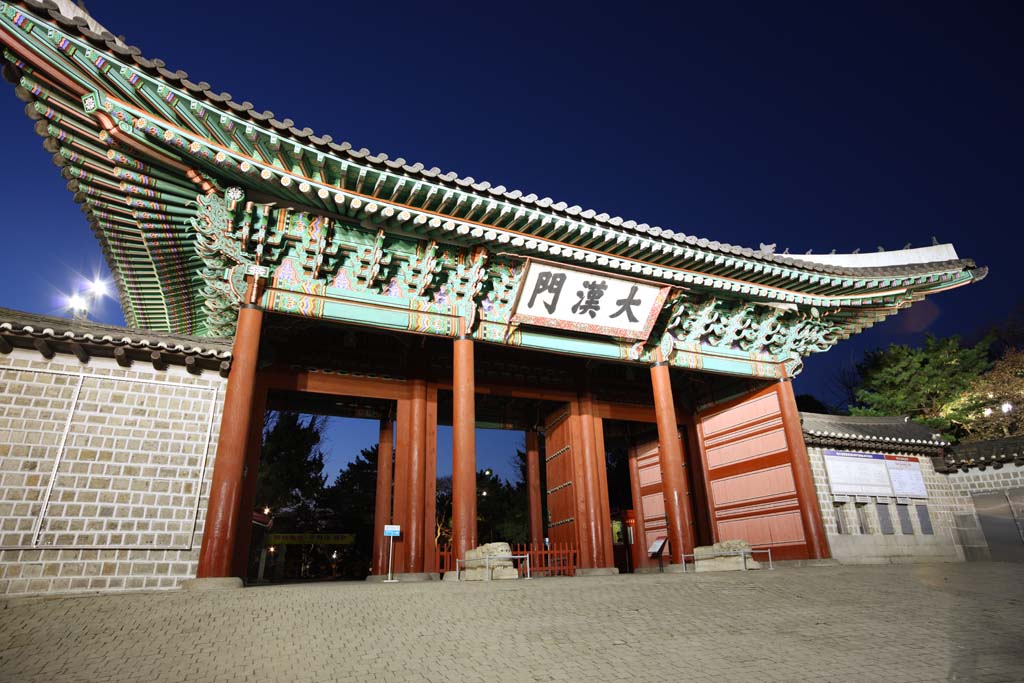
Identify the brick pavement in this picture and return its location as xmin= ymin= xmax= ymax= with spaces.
xmin=1 ymin=563 xmax=1022 ymax=682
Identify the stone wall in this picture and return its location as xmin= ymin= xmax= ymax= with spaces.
xmin=807 ymin=446 xmax=966 ymax=564
xmin=0 ymin=348 xmax=224 ymax=595
xmin=943 ymin=462 xmax=1024 ymax=561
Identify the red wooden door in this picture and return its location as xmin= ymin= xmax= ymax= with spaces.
xmin=696 ymin=385 xmax=811 ymax=560
xmin=543 ymin=405 xmax=578 ymax=548
xmin=629 ymin=438 xmax=668 ymax=568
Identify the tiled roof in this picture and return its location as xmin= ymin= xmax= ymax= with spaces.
xmin=4 ymin=0 xmax=984 ymax=280
xmin=0 ymin=307 xmax=232 ymax=359
xmin=800 ymin=412 xmax=947 ymax=454
xmin=938 ymin=435 xmax=1024 ymax=472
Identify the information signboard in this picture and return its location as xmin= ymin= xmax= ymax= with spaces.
xmin=885 ymin=456 xmax=928 ymax=498
xmin=266 ymin=533 xmax=354 ymax=545
xmin=824 ymin=450 xmax=930 ymax=499
xmin=383 ymin=524 xmax=401 ymax=537
xmin=647 ymin=536 xmax=668 ymax=557
xmin=823 ymin=450 xmax=893 ymax=497
xmin=511 ymin=260 xmax=670 ymax=340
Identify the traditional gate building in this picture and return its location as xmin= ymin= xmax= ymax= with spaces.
xmin=0 ymin=1 xmax=988 ymax=593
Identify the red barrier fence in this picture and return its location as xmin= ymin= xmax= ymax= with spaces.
xmin=434 ymin=543 xmax=577 ymax=577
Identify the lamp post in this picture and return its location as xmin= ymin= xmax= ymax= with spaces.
xmin=65 ymin=278 xmax=110 ymax=321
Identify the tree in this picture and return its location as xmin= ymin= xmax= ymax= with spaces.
xmin=256 ymin=411 xmax=327 ymax=515
xmin=849 ymin=335 xmax=991 ymax=438
xmin=957 ymin=348 xmax=1024 ymax=442
xmin=435 ymin=475 xmax=452 ymax=546
xmin=319 ymin=444 xmax=380 ymax=574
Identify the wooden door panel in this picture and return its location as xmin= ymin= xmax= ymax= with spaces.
xmin=698 ymin=387 xmax=811 ymax=560
xmin=544 ymin=406 xmax=576 ymax=547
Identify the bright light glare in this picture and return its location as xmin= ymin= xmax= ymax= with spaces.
xmin=1001 ymin=402 xmax=1014 ymax=414
xmin=67 ymin=294 xmax=88 ymax=312
xmin=983 ymin=408 xmax=993 ymax=417
xmin=89 ymin=279 xmax=109 ymax=297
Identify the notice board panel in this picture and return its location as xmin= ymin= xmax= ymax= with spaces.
xmin=824 ymin=450 xmax=893 ymax=497
xmin=885 ymin=456 xmax=927 ymax=499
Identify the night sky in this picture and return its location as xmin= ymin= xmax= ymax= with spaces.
xmin=1 ymin=1 xmax=1020 ymax=481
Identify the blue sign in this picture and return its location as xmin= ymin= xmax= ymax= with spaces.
xmin=383 ymin=524 xmax=401 ymax=537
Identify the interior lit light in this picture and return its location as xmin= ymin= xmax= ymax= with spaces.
xmin=331 ymin=551 xmax=338 ymax=560
xmin=268 ymin=546 xmax=276 ymax=554
xmin=481 ymin=490 xmax=488 ymax=497
xmin=263 ymin=506 xmax=271 ymax=515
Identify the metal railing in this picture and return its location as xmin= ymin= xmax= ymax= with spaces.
xmin=437 ymin=543 xmax=576 ymax=577
xmin=452 ymin=554 xmax=532 ymax=581
xmin=675 ymin=547 xmax=774 ymax=572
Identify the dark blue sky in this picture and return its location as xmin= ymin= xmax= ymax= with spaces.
xmin=1 ymin=1 xmax=1020 ymax=479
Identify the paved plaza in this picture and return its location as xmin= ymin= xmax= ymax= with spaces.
xmin=1 ymin=563 xmax=1022 ymax=682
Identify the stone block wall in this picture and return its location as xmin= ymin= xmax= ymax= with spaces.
xmin=943 ymin=463 xmax=1024 ymax=561
xmin=807 ymin=446 xmax=966 ymax=564
xmin=0 ymin=348 xmax=225 ymax=595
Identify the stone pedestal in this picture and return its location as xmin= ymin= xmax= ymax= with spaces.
xmin=463 ymin=542 xmax=519 ymax=581
xmin=694 ymin=540 xmax=761 ymax=572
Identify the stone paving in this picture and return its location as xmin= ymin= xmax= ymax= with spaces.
xmin=1 ymin=563 xmax=1022 ymax=682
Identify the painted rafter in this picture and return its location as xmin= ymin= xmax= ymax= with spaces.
xmin=0 ymin=3 xmax=985 ymax=364
xmin=0 ymin=6 xmax=983 ymax=301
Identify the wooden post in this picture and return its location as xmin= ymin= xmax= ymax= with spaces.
xmin=423 ymin=386 xmax=438 ymax=573
xmin=451 ymin=333 xmax=477 ymax=562
xmin=197 ymin=278 xmax=263 ymax=578
xmin=371 ymin=416 xmax=394 ymax=575
xmin=592 ymin=412 xmax=614 ymax=568
xmin=230 ymin=377 xmax=267 ymax=579
xmin=404 ymin=379 xmax=428 ymax=573
xmin=683 ymin=415 xmax=713 ymax=548
xmin=777 ymin=378 xmax=831 ymax=559
xmin=649 ymin=352 xmax=695 ymax=565
xmin=575 ymin=393 xmax=608 ymax=569
xmin=392 ymin=399 xmax=411 ymax=573
xmin=526 ymin=431 xmax=543 ymax=548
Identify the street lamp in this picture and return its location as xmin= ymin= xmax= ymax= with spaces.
xmin=483 ymin=468 xmax=493 ymax=477
xmin=64 ymin=277 xmax=111 ymax=321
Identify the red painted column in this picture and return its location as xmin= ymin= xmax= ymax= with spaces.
xmin=649 ymin=352 xmax=695 ymax=565
xmin=197 ymin=278 xmax=264 ymax=578
xmin=777 ymin=379 xmax=831 ymax=559
xmin=682 ymin=416 xmax=713 ymax=548
xmin=391 ymin=399 xmax=411 ymax=573
xmin=575 ymin=393 xmax=606 ymax=568
xmin=451 ymin=334 xmax=477 ymax=562
xmin=423 ymin=387 xmax=438 ymax=573
xmin=371 ymin=417 xmax=394 ymax=575
xmin=526 ymin=431 xmax=543 ymax=547
xmin=230 ymin=378 xmax=267 ymax=579
xmin=404 ymin=379 xmax=428 ymax=573
xmin=591 ymin=411 xmax=614 ymax=568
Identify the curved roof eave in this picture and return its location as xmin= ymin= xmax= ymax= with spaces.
xmin=6 ymin=0 xmax=985 ymax=282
